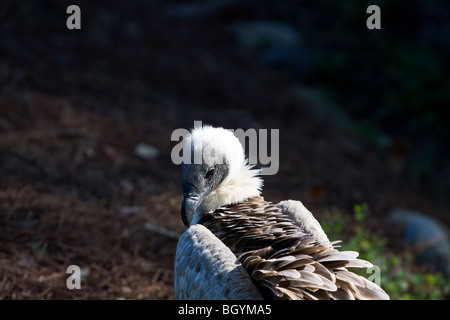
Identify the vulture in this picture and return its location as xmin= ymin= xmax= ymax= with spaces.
xmin=174 ymin=125 xmax=389 ymax=300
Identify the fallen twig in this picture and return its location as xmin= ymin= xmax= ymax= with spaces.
xmin=144 ymin=222 xmax=181 ymax=240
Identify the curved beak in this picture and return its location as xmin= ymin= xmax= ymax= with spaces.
xmin=181 ymin=183 xmax=203 ymax=227
xmin=181 ymin=196 xmax=199 ymax=227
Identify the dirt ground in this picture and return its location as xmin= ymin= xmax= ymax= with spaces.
xmin=0 ymin=1 xmax=449 ymax=299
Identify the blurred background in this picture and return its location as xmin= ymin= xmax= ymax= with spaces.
xmin=0 ymin=0 xmax=449 ymax=299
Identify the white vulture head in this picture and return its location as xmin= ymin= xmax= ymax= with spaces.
xmin=181 ymin=125 xmax=263 ymax=226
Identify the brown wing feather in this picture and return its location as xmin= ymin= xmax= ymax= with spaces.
xmin=199 ymin=196 xmax=389 ymax=300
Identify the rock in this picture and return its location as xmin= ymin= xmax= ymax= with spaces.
xmin=134 ymin=143 xmax=160 ymax=160
xmin=292 ymin=86 xmax=358 ymax=136
xmin=388 ymin=209 xmax=450 ymax=276
xmin=257 ymin=43 xmax=314 ymax=78
xmin=80 ymin=268 xmax=90 ymax=281
xmin=166 ymin=0 xmax=233 ymax=19
xmin=230 ymin=20 xmax=299 ymax=49
xmin=117 ymin=205 xmax=142 ymax=215
xmin=120 ymin=179 xmax=135 ymax=192
xmin=230 ymin=21 xmax=314 ymax=79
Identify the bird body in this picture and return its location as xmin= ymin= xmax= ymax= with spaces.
xmin=175 ymin=223 xmax=263 ymax=300
xmin=174 ymin=125 xmax=389 ymax=300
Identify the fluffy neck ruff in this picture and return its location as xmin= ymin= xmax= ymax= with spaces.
xmin=202 ymin=162 xmax=263 ymax=213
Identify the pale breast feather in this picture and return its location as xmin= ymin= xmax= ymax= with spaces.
xmin=175 ymin=224 xmax=263 ymax=300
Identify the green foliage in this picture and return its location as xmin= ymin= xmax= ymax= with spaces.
xmin=31 ymin=234 xmax=48 ymax=258
xmin=321 ymin=204 xmax=450 ymax=300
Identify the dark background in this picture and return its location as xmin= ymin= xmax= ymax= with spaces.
xmin=0 ymin=0 xmax=449 ymax=299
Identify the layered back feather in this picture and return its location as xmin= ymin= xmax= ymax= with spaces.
xmin=199 ymin=196 xmax=389 ymax=300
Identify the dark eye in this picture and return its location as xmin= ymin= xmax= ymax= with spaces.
xmin=204 ymin=167 xmax=215 ymax=179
